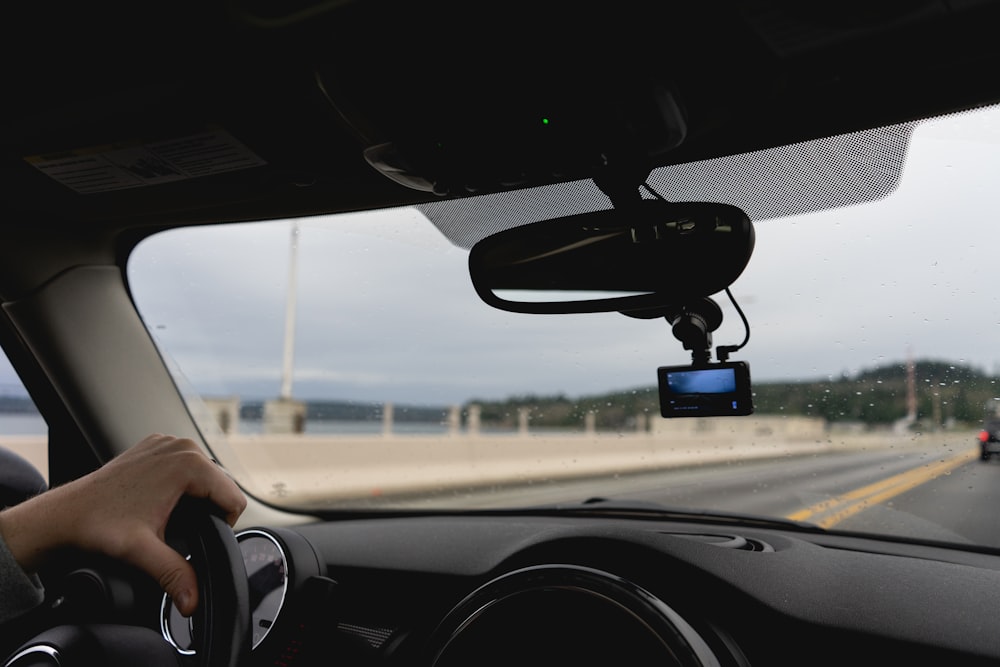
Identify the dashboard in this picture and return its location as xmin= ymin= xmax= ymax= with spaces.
xmin=155 ymin=513 xmax=1000 ymax=666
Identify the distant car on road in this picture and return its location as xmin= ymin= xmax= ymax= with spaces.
xmin=979 ymin=419 xmax=1000 ymax=461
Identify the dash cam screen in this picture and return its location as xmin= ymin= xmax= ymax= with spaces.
xmin=667 ymin=368 xmax=737 ymax=394
xmin=657 ymin=361 xmax=753 ymax=418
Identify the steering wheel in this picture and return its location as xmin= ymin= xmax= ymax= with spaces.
xmin=3 ymin=500 xmax=250 ymax=667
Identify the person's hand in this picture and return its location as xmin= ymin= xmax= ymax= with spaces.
xmin=0 ymin=434 xmax=247 ymax=616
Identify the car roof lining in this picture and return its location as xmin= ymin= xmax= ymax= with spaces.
xmin=1 ymin=0 xmax=1000 ymax=241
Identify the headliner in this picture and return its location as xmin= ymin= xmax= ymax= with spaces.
xmin=1 ymin=0 xmax=998 ymax=237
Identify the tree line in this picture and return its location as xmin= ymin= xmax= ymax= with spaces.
xmin=464 ymin=360 xmax=999 ymax=431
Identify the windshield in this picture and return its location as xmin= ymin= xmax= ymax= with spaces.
xmin=127 ymin=104 xmax=1000 ymax=548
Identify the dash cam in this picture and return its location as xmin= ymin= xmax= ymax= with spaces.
xmin=657 ymin=361 xmax=753 ymax=418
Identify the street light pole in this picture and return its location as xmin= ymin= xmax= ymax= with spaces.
xmin=280 ymin=221 xmax=299 ymax=401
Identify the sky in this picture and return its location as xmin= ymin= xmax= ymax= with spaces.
xmin=5 ymin=106 xmax=1000 ymax=408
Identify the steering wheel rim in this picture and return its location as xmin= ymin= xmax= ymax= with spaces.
xmin=3 ymin=500 xmax=250 ymax=667
xmin=163 ymin=499 xmax=251 ymax=667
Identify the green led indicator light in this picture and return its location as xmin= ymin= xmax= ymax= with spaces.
xmin=541 ymin=118 xmax=551 ymax=125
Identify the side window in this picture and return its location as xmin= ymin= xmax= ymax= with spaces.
xmin=0 ymin=350 xmax=46 ymax=484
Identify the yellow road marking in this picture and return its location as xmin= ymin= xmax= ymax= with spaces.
xmin=785 ymin=448 xmax=978 ymax=529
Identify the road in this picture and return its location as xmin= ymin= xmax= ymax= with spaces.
xmin=399 ymin=437 xmax=997 ymax=548
xmin=604 ymin=443 xmax=989 ymax=545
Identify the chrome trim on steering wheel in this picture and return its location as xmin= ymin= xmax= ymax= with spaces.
xmin=4 ymin=644 xmax=60 ymax=666
xmin=160 ymin=554 xmax=197 ymax=656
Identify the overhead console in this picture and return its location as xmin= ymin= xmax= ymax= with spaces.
xmin=312 ymin=1 xmax=690 ymax=198
xmin=320 ymin=69 xmax=688 ymax=197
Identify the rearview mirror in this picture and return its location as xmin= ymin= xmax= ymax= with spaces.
xmin=468 ymin=200 xmax=754 ymax=314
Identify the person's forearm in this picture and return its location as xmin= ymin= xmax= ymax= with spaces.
xmin=0 ymin=504 xmax=47 ymax=623
xmin=0 ymin=488 xmax=70 ymax=574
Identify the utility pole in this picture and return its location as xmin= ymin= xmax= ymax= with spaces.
xmin=906 ymin=346 xmax=917 ymax=422
xmin=264 ymin=221 xmax=306 ymax=434
xmin=280 ymin=221 xmax=299 ymax=401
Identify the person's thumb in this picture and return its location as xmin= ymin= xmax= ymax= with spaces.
xmin=127 ymin=532 xmax=200 ymax=616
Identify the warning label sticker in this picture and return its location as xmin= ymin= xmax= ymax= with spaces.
xmin=25 ymin=129 xmax=268 ymax=194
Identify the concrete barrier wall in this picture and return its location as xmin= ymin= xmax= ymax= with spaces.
xmin=651 ymin=415 xmax=827 ymax=438
xmin=0 ymin=437 xmax=47 ymax=480
xmin=218 ymin=422 xmax=949 ymax=506
xmin=0 ymin=418 xmax=972 ymax=507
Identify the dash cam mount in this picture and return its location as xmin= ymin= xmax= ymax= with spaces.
xmin=620 ymin=296 xmax=725 ymax=366
xmin=664 ymin=298 xmax=723 ymax=366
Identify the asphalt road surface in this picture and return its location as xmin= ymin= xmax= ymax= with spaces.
xmin=404 ymin=436 xmax=996 ymax=549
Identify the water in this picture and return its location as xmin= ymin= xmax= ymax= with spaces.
xmin=0 ymin=413 xmax=47 ymax=436
xmin=239 ymin=419 xmax=453 ymax=436
xmin=240 ymin=419 xmax=532 ymax=436
xmin=0 ymin=414 xmax=540 ymax=437
xmin=0 ymin=414 xmax=461 ymax=437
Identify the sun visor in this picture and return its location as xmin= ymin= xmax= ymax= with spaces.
xmin=418 ymin=120 xmax=915 ymax=249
